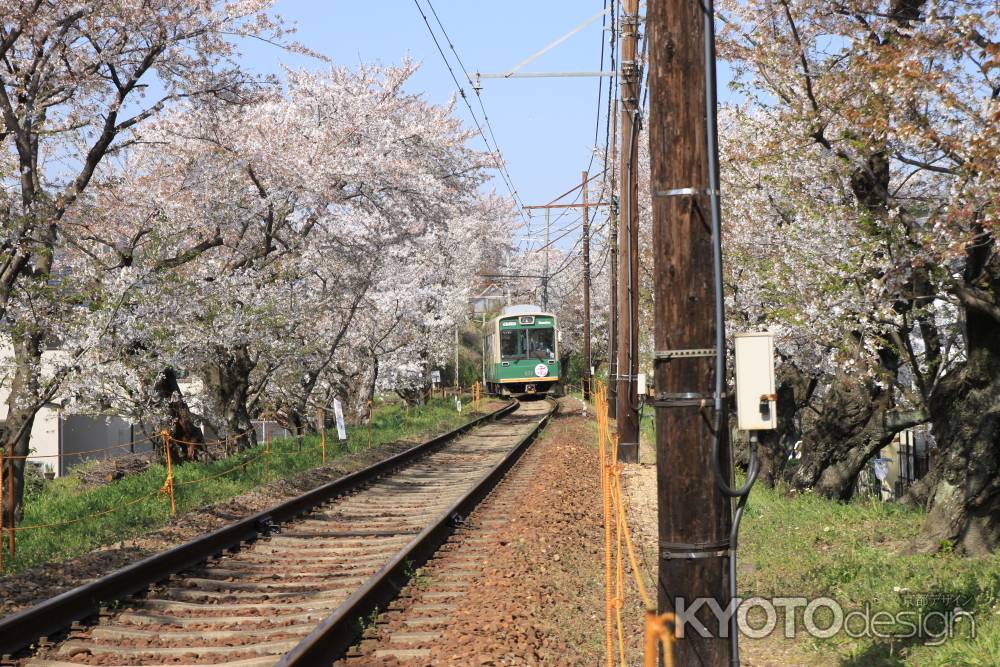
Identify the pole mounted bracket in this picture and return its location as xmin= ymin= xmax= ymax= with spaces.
xmin=648 ymin=392 xmax=725 ymax=408
xmin=653 ymin=188 xmax=720 ymax=198
xmin=660 ymin=540 xmax=731 ymax=560
xmin=653 ymin=348 xmax=716 ymax=360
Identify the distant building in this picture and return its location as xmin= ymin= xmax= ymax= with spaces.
xmin=0 ymin=342 xmax=207 ymax=477
xmin=469 ymin=284 xmax=507 ymax=315
xmin=878 ymin=428 xmax=933 ymax=501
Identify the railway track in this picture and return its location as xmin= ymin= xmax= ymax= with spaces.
xmin=0 ymin=398 xmax=554 ymax=666
xmin=339 ymin=415 xmax=548 ymax=664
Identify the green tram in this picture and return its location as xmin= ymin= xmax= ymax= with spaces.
xmin=483 ymin=305 xmax=560 ymax=396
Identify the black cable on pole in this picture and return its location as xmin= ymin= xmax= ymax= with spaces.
xmin=622 ymin=0 xmax=645 ymax=417
xmin=592 ymin=0 xmax=610 ymax=158
xmin=696 ymin=0 xmax=759 ymax=663
xmin=602 ymin=0 xmax=618 ymax=180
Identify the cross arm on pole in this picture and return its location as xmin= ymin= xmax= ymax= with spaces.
xmin=524 ymin=202 xmax=610 ymax=210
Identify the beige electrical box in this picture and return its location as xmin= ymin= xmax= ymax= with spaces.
xmin=734 ymin=333 xmax=777 ymax=431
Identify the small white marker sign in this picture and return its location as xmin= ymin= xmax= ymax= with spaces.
xmin=333 ymin=399 xmax=347 ymax=441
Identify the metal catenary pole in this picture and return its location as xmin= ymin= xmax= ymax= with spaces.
xmin=648 ymin=0 xmax=734 ymax=663
xmin=581 ymin=170 xmax=593 ymax=402
xmin=543 ymin=208 xmax=550 ymax=311
xmin=616 ymin=0 xmax=640 ymax=463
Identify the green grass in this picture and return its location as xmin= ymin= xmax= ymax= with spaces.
xmin=1 ymin=398 xmax=488 ymax=576
xmin=741 ymin=481 xmax=1000 ymax=665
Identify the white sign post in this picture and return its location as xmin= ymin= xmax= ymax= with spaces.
xmin=333 ymin=399 xmax=347 ymax=442
xmin=430 ymin=370 xmax=441 ymax=385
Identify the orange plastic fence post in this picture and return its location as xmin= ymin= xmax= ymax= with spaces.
xmin=645 ymin=611 xmax=676 ymax=667
xmin=601 ymin=395 xmax=614 ymax=667
xmin=264 ymin=424 xmax=271 ymax=482
xmin=318 ymin=408 xmax=326 ymax=465
xmin=645 ymin=612 xmax=658 ymax=667
xmin=161 ymin=430 xmax=176 ymax=516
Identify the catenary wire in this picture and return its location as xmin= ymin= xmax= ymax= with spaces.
xmin=411 ymin=0 xmax=530 ymax=228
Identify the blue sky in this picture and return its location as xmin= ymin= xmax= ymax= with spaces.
xmin=237 ymin=2 xmax=737 ymax=252
xmin=237 ymin=1 xmax=620 ymax=247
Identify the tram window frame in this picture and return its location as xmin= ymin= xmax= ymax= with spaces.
xmin=500 ymin=328 xmax=525 ymax=359
xmin=527 ymin=328 xmax=556 ymax=359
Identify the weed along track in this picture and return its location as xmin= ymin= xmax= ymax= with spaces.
xmin=1 ymin=399 xmax=554 ymax=667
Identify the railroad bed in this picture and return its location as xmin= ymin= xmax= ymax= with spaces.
xmin=4 ymin=399 xmax=553 ymax=667
xmin=339 ymin=411 xmax=548 ymax=665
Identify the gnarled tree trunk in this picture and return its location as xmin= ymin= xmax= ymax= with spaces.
xmin=153 ymin=367 xmax=206 ymax=461
xmin=204 ymin=345 xmax=257 ymax=451
xmin=915 ymin=236 xmax=1000 ymax=554
xmin=755 ymin=363 xmax=818 ymax=487
xmin=1 ymin=330 xmax=45 ymax=524
xmin=791 ymin=370 xmax=899 ymax=500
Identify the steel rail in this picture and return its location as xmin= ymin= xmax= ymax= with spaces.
xmin=0 ymin=400 xmax=517 ymax=658
xmin=278 ymin=398 xmax=556 ymax=665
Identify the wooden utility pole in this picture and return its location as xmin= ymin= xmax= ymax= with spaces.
xmin=616 ymin=0 xmax=640 ymax=463
xmin=648 ymin=0 xmax=734 ymax=664
xmin=581 ymin=170 xmax=592 ymax=402
xmin=608 ymin=101 xmax=619 ymax=419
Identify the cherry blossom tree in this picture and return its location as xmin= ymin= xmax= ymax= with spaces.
xmin=717 ymin=0 xmax=1000 ymax=550
xmin=0 ymin=0 xmax=294 ymax=520
xmin=73 ymin=61 xmax=504 ymax=449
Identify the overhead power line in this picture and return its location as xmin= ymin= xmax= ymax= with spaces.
xmin=523 ymin=2 xmax=614 ymax=255
xmin=411 ymin=0 xmax=530 ymax=228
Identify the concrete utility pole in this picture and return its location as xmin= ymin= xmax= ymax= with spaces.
xmin=616 ymin=0 xmax=640 ymax=463
xmin=648 ymin=0 xmax=734 ymax=664
xmin=454 ymin=324 xmax=460 ymax=389
xmin=581 ymin=170 xmax=592 ymax=402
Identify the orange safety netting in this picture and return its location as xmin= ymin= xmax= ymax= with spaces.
xmin=592 ymin=380 xmax=675 ymax=667
xmin=2 ymin=430 xmax=163 ymax=461
xmin=0 ymin=420 xmax=338 ymax=572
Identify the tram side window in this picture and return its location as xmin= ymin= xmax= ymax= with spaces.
xmin=528 ymin=328 xmax=555 ymax=358
xmin=500 ymin=329 xmax=525 ymax=358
